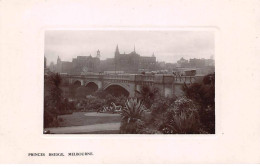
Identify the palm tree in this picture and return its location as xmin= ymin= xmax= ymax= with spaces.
xmin=120 ymin=98 xmax=146 ymax=133
xmin=136 ymin=85 xmax=159 ymax=108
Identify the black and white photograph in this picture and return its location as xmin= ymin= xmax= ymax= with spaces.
xmin=1 ymin=0 xmax=260 ymax=164
xmin=44 ymin=30 xmax=215 ymax=134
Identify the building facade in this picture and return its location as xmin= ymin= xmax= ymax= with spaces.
xmin=52 ymin=46 xmax=157 ymax=74
xmin=114 ymin=45 xmax=156 ymax=73
xmin=56 ymin=56 xmax=73 ymax=74
xmin=175 ymin=57 xmax=215 ymax=75
xmin=177 ymin=57 xmax=189 ymax=68
xmin=177 ymin=57 xmax=215 ymax=68
xmin=71 ymin=55 xmax=100 ymax=74
xmin=56 ymin=51 xmax=101 ymax=74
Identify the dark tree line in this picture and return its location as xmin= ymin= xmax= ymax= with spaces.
xmin=183 ymin=73 xmax=215 ymax=133
xmin=44 ymin=73 xmax=74 ymax=128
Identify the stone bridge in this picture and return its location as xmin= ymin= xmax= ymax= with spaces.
xmin=62 ymin=73 xmax=204 ymax=97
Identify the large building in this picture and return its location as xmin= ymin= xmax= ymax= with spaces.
xmin=56 ymin=56 xmax=73 ymax=74
xmin=177 ymin=57 xmax=215 ymax=68
xmin=56 ymin=51 xmax=101 ymax=74
xmin=114 ymin=45 xmax=156 ymax=73
xmin=52 ymin=45 xmax=157 ymax=74
xmin=175 ymin=57 xmax=215 ymax=75
xmin=177 ymin=57 xmax=189 ymax=68
xmin=71 ymin=55 xmax=100 ymax=74
xmin=100 ymin=58 xmax=115 ymax=72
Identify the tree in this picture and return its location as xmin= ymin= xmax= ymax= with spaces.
xmin=120 ymin=98 xmax=147 ymax=134
xmin=44 ymin=73 xmax=64 ymax=127
xmin=183 ymin=73 xmax=215 ymax=133
xmin=136 ymin=85 xmax=159 ymax=108
xmin=48 ymin=73 xmax=63 ymax=116
xmin=68 ymin=84 xmax=77 ymax=99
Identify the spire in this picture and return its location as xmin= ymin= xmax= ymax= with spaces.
xmin=134 ymin=45 xmax=136 ymax=52
xmin=57 ymin=56 xmax=61 ymax=62
xmin=115 ymin=44 xmax=119 ymax=54
xmin=57 ymin=56 xmax=61 ymax=65
xmin=152 ymin=52 xmax=155 ymax=57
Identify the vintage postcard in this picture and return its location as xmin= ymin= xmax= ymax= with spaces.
xmin=0 ymin=0 xmax=259 ymax=164
xmin=43 ymin=30 xmax=215 ymax=135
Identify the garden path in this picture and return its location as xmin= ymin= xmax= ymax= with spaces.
xmin=44 ymin=112 xmax=121 ymax=134
xmin=45 ymin=122 xmax=120 ymax=134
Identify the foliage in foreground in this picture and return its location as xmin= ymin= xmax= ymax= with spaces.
xmin=136 ymin=85 xmax=159 ymax=108
xmin=44 ymin=72 xmax=215 ymax=134
xmin=149 ymin=95 xmax=176 ymax=128
xmin=159 ymin=96 xmax=201 ymax=134
xmin=183 ymin=73 xmax=215 ymax=133
xmin=120 ymin=98 xmax=157 ymax=134
xmin=74 ymin=93 xmax=127 ymax=113
xmin=44 ymin=73 xmax=75 ymax=128
xmin=119 ymin=96 xmax=203 ymax=134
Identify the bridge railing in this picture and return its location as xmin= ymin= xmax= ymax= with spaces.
xmin=141 ymin=75 xmax=155 ymax=81
xmin=174 ymin=76 xmax=196 ymax=84
xmin=103 ymin=74 xmax=131 ymax=80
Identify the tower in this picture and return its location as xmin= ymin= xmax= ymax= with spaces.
xmin=56 ymin=56 xmax=62 ymax=73
xmin=134 ymin=45 xmax=136 ymax=53
xmin=57 ymin=56 xmax=61 ymax=64
xmin=96 ymin=49 xmax=101 ymax=59
xmin=115 ymin=44 xmax=120 ymax=56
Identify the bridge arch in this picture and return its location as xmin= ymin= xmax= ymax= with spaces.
xmin=73 ymin=80 xmax=82 ymax=87
xmin=85 ymin=81 xmax=98 ymax=93
xmin=103 ymin=83 xmax=130 ymax=97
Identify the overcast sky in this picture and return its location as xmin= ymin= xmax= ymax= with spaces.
xmin=44 ymin=30 xmax=214 ymax=65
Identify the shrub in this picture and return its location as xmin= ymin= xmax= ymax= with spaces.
xmin=44 ymin=109 xmax=60 ymax=127
xmin=159 ymin=96 xmax=201 ymax=134
xmin=120 ymin=98 xmax=147 ymax=134
xmin=44 ymin=110 xmax=54 ymax=128
xmin=92 ymin=90 xmax=109 ymax=99
xmin=183 ymin=73 xmax=215 ymax=133
xmin=137 ymin=127 xmax=162 ymax=134
xmin=122 ymin=98 xmax=146 ymax=121
xmin=161 ymin=111 xmax=199 ymax=134
xmin=59 ymin=98 xmax=74 ymax=115
xmin=149 ymin=96 xmax=176 ymax=129
xmin=115 ymin=95 xmax=127 ymax=107
xmin=105 ymin=94 xmax=117 ymax=105
xmin=150 ymin=96 xmax=176 ymax=117
xmin=82 ymin=98 xmax=106 ymax=112
xmin=58 ymin=117 xmax=64 ymax=122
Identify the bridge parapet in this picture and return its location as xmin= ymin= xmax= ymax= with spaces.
xmin=103 ymin=74 xmax=131 ymax=80
xmin=63 ymin=74 xmax=203 ymax=85
xmin=153 ymin=74 xmax=174 ymax=84
xmin=101 ymin=74 xmax=156 ymax=83
xmin=174 ymin=76 xmax=203 ymax=84
xmin=140 ymin=75 xmax=155 ymax=82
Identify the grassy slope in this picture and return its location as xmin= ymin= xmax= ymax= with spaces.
xmin=57 ymin=112 xmax=121 ymax=127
